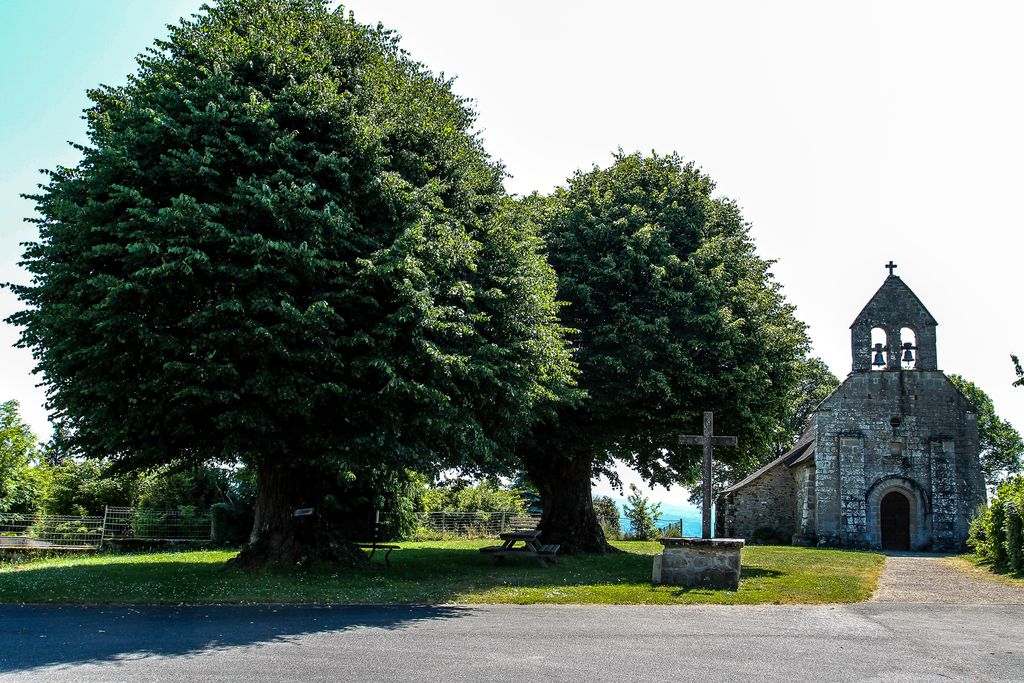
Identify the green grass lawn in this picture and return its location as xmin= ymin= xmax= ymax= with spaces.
xmin=0 ymin=541 xmax=884 ymax=605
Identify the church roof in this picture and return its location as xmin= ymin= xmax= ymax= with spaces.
xmin=720 ymin=424 xmax=815 ymax=495
xmin=850 ymin=275 xmax=938 ymax=328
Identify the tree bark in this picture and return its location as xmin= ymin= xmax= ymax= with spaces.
xmin=524 ymin=449 xmax=614 ymax=554
xmin=228 ymin=459 xmax=367 ymax=570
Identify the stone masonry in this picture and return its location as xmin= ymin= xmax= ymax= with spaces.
xmin=716 ymin=270 xmax=986 ymax=551
xmin=652 ymin=537 xmax=744 ymax=590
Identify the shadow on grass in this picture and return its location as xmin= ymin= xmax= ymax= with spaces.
xmin=0 ymin=602 xmax=470 ymax=674
xmin=740 ymin=567 xmax=783 ymax=580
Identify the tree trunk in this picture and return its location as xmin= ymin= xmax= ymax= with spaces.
xmin=524 ymin=449 xmax=614 ymax=554
xmin=228 ymin=459 xmax=367 ymax=570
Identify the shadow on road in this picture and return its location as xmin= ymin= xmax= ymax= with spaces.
xmin=0 ymin=603 xmax=471 ymax=673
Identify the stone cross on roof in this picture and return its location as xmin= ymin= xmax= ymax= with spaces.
xmin=679 ymin=411 xmax=738 ymax=539
xmin=885 ymin=260 xmax=898 ymax=276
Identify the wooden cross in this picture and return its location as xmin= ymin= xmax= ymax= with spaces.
xmin=885 ymin=260 xmax=898 ymax=276
xmin=679 ymin=411 xmax=738 ymax=539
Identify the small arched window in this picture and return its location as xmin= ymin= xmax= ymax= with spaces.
xmin=870 ymin=327 xmax=888 ymax=370
xmin=899 ymin=327 xmax=918 ymax=369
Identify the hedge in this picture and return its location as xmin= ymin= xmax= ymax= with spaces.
xmin=969 ymin=476 xmax=1024 ymax=573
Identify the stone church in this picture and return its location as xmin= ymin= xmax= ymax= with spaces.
xmin=716 ymin=266 xmax=986 ymax=551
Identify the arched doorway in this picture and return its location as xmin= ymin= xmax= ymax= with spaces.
xmin=880 ymin=491 xmax=911 ymax=550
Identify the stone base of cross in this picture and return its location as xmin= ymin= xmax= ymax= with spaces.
xmin=678 ymin=411 xmax=737 ymax=539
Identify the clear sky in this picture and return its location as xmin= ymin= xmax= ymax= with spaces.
xmin=2 ymin=1 xmax=1022 ymax=510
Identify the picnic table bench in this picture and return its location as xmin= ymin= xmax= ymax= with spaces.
xmin=356 ymin=541 xmax=399 ymax=567
xmin=479 ymin=529 xmax=559 ymax=567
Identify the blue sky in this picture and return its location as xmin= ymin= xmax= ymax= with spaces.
xmin=2 ymin=1 xmax=1023 ymax=513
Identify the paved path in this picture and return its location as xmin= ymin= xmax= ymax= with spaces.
xmin=872 ymin=553 xmax=1024 ymax=604
xmin=0 ymin=603 xmax=1021 ymax=682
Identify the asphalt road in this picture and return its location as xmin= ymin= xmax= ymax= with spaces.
xmin=0 ymin=603 xmax=1021 ymax=682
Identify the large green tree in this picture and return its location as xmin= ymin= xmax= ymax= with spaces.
xmin=949 ymin=374 xmax=1023 ymax=485
xmin=520 ymin=152 xmax=810 ymax=552
xmin=8 ymin=0 xmax=572 ymax=567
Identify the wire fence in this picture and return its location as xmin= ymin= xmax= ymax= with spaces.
xmin=412 ymin=511 xmax=542 ymax=539
xmin=0 ymin=506 xmax=213 ymax=551
xmin=409 ymin=512 xmax=693 ymax=541
xmin=0 ymin=512 xmax=105 ymax=549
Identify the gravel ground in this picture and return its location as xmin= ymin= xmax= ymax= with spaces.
xmin=871 ymin=553 xmax=1024 ymax=603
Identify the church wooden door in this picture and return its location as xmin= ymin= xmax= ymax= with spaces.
xmin=880 ymin=491 xmax=910 ymax=551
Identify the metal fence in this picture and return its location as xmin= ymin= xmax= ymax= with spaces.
xmin=102 ymin=506 xmax=212 ymax=543
xmin=0 ymin=512 xmax=104 ymax=549
xmin=412 ymin=511 xmax=542 ymax=539
xmin=409 ymin=512 xmax=693 ymax=540
xmin=0 ymin=506 xmax=212 ymax=551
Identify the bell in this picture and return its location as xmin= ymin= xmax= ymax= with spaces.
xmin=872 ymin=343 xmax=886 ymax=367
xmin=902 ymin=342 xmax=915 ymax=363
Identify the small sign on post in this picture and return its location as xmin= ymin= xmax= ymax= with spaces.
xmin=293 ymin=508 xmax=315 ymax=517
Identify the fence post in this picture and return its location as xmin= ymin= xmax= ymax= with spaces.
xmin=99 ymin=506 xmax=109 ymax=549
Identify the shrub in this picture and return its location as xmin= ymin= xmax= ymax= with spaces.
xmin=1006 ymin=500 xmax=1023 ymax=573
xmin=623 ymin=484 xmax=661 ymax=541
xmin=968 ymin=476 xmax=1024 ymax=572
xmin=751 ymin=526 xmax=791 ymax=546
xmin=593 ymin=496 xmax=621 ymax=539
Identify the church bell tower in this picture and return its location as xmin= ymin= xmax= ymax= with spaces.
xmin=850 ymin=261 xmax=938 ymax=373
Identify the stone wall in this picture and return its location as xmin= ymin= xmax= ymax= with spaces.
xmin=814 ymin=370 xmax=984 ymax=550
xmin=716 ymin=458 xmax=797 ymax=542
xmin=652 ymin=538 xmax=744 ymax=590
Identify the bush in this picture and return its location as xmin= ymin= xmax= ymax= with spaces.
xmin=968 ymin=476 xmax=1024 ymax=572
xmin=41 ymin=459 xmax=142 ymax=515
xmin=211 ymin=502 xmax=253 ymax=545
xmin=624 ymin=484 xmax=661 ymax=541
xmin=1006 ymin=501 xmax=1023 ymax=573
xmin=751 ymin=526 xmax=791 ymax=545
xmin=593 ymin=496 xmax=621 ymax=540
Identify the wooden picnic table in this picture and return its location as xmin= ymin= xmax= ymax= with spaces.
xmin=479 ymin=529 xmax=559 ymax=567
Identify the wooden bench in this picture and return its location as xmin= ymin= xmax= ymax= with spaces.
xmin=479 ymin=530 xmax=559 ymax=567
xmin=356 ymin=542 xmax=399 ymax=567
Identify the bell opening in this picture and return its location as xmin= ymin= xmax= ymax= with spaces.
xmin=899 ymin=327 xmax=918 ymax=369
xmin=870 ymin=327 xmax=888 ymax=370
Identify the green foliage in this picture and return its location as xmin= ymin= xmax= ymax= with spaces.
xmin=7 ymin=0 xmax=574 ymax=548
xmin=41 ymin=459 xmax=143 ymax=516
xmin=751 ymin=526 xmax=791 ymax=545
xmin=949 ymin=374 xmax=1024 ymax=484
xmin=527 ymin=151 xmax=809 ymax=487
xmin=0 ymin=401 xmax=45 ymax=514
xmin=211 ymin=501 xmax=253 ymax=545
xmin=1007 ymin=499 xmax=1024 ymax=574
xmin=968 ymin=476 xmax=1024 ymax=573
xmin=416 ymin=479 xmax=528 ymax=515
xmin=777 ymin=357 xmax=839 ymax=452
xmin=703 ymin=356 xmax=839 ymax=502
xmin=592 ymin=495 xmax=621 ymax=539
xmin=137 ymin=465 xmax=233 ymax=510
xmin=623 ymin=484 xmax=661 ymax=541
xmin=1012 ymin=355 xmax=1023 ymax=388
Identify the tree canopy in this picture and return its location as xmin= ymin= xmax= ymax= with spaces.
xmin=949 ymin=374 xmax=1023 ymax=485
xmin=519 ymin=152 xmax=810 ymax=551
xmin=8 ymin=0 xmax=573 ymax=566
